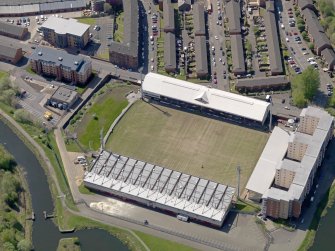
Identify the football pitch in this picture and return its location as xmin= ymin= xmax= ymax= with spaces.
xmin=105 ymin=101 xmax=269 ymax=188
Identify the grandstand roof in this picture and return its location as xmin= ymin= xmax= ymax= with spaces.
xmin=142 ymin=73 xmax=270 ymax=123
xmin=245 ymin=127 xmax=290 ymax=196
xmin=84 ymin=150 xmax=235 ymax=225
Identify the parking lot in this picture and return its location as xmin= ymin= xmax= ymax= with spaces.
xmin=14 ymin=74 xmax=61 ymax=127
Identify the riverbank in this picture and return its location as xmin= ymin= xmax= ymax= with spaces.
xmin=298 ymin=181 xmax=335 ymax=251
xmin=0 ymin=146 xmax=33 ymax=250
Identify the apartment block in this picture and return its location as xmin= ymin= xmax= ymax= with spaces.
xmin=29 ymin=46 xmax=92 ymax=85
xmin=109 ymin=0 xmax=139 ymax=70
xmin=40 ymin=16 xmax=90 ymax=49
xmin=247 ymin=107 xmax=333 ymax=220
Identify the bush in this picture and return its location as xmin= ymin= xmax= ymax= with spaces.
xmin=13 ymin=109 xmax=33 ymax=125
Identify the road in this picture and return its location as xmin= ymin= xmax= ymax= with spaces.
xmin=208 ymin=0 xmax=229 ymax=91
xmin=279 ymin=0 xmax=331 ymax=107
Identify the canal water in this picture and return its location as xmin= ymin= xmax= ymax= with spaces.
xmin=309 ymin=203 xmax=335 ymax=251
xmin=0 ymin=120 xmax=129 ymax=251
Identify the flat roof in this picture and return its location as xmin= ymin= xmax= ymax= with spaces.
xmin=264 ymin=1 xmax=283 ymax=74
xmin=193 ymin=2 xmax=206 ymax=35
xmin=230 ymin=34 xmax=246 ymax=73
xmin=236 ymin=76 xmax=289 ymax=88
xmin=41 ymin=16 xmax=89 ymax=37
xmin=0 ymin=21 xmax=27 ymax=37
xmin=194 ymin=36 xmax=208 ymax=75
xmin=246 ymin=127 xmax=289 ymax=196
xmin=84 ymin=150 xmax=235 ymax=224
xmin=51 ymin=86 xmax=78 ymax=103
xmin=142 ymin=73 xmax=270 ymax=123
xmin=29 ymin=46 xmax=91 ymax=74
xmin=164 ymin=32 xmax=177 ymax=70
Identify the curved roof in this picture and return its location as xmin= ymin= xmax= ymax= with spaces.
xmin=142 ymin=73 xmax=270 ymax=123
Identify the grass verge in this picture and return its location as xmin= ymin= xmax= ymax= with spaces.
xmin=234 ymin=199 xmax=261 ymax=214
xmin=297 ymin=182 xmax=335 ymax=251
xmin=57 ymin=237 xmax=81 ymax=251
xmin=135 ymin=231 xmax=196 ymax=251
xmin=75 ymin=17 xmax=96 ymax=25
xmin=66 ymin=83 xmax=138 ymax=151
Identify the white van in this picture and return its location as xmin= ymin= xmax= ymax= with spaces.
xmin=177 ymin=214 xmax=189 ymax=222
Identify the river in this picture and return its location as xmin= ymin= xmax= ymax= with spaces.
xmin=0 ymin=120 xmax=129 ymax=251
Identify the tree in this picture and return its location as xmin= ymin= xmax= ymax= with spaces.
xmin=1 ymin=172 xmax=21 ymax=207
xmin=0 ymin=145 xmax=16 ymax=171
xmin=253 ymin=26 xmax=261 ymax=37
xmin=103 ymin=3 xmax=112 ymax=14
xmin=13 ymin=109 xmax=32 ymax=124
xmin=291 ymin=66 xmax=320 ymax=107
xmin=2 ymin=242 xmax=15 ymax=251
xmin=17 ymin=239 xmax=32 ymax=251
xmin=308 ymin=43 xmax=314 ymax=51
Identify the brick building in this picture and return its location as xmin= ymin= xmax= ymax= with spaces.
xmin=0 ymin=21 xmax=29 ymax=40
xmin=40 ymin=17 xmax=90 ymax=49
xmin=0 ymin=44 xmax=23 ymax=64
xmin=29 ymin=46 xmax=92 ymax=85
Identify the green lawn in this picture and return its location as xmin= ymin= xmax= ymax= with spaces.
xmin=75 ymin=17 xmax=96 ymax=26
xmin=57 ymin=238 xmax=81 ymax=251
xmin=106 ymin=101 xmax=269 ymax=188
xmin=67 ymin=84 xmax=138 ymax=151
xmin=135 ymin=231 xmax=196 ymax=251
xmin=114 ymin=12 xmax=124 ymax=42
xmin=0 ymin=71 xmax=8 ymax=79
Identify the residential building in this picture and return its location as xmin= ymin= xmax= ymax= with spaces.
xmin=91 ymin=0 xmax=105 ymax=12
xmin=109 ymin=0 xmax=139 ymax=70
xmin=321 ymin=48 xmax=335 ymax=71
xmin=142 ymin=73 xmax=271 ymax=126
xmin=48 ymin=86 xmax=79 ymax=109
xmin=235 ymin=76 xmax=290 ymax=92
xmin=230 ymin=34 xmax=246 ymax=75
xmin=178 ymin=0 xmax=191 ymax=12
xmin=40 ymin=17 xmax=90 ymax=49
xmin=225 ymin=0 xmax=241 ymax=35
xmin=164 ymin=32 xmax=177 ymax=72
xmin=249 ymin=0 xmax=265 ymax=7
xmin=0 ymin=44 xmax=23 ymax=64
xmin=264 ymin=1 xmax=283 ymax=75
xmin=302 ymin=8 xmax=333 ymax=55
xmin=163 ymin=0 xmax=175 ymax=33
xmin=297 ymin=0 xmax=316 ymax=12
xmin=29 ymin=46 xmax=92 ymax=85
xmin=194 ymin=36 xmax=208 ymax=78
xmin=193 ymin=2 xmax=206 ymax=36
xmin=246 ymin=107 xmax=333 ymax=219
xmin=0 ymin=21 xmax=28 ymax=40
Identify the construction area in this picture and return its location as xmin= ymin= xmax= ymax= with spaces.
xmin=84 ymin=150 xmax=236 ymax=227
xmin=106 ymin=101 xmax=269 ymax=189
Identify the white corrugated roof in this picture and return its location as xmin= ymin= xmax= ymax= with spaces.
xmin=245 ymin=127 xmax=290 ymax=196
xmin=142 ymin=73 xmax=270 ymax=123
xmin=41 ymin=16 xmax=89 ymax=37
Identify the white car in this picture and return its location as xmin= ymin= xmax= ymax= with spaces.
xmin=303 ymin=51 xmax=309 ymax=55
xmin=211 ymin=46 xmax=215 ymax=51
xmin=150 ymin=58 xmax=154 ymax=62
xmin=215 ymin=36 xmax=219 ymax=40
xmin=307 ymin=57 xmax=315 ymax=62
xmin=151 ymin=65 xmax=154 ymax=71
xmin=286 ymin=37 xmax=289 ymax=42
xmin=219 ymin=58 xmax=222 ymax=62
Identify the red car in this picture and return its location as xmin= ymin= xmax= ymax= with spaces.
xmin=293 ymin=32 xmax=298 ymax=35
xmin=288 ymin=8 xmax=292 ymax=11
